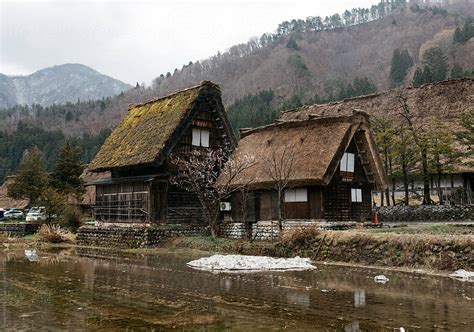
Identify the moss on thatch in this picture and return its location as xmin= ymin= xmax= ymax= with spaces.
xmin=88 ymin=81 xmax=223 ymax=172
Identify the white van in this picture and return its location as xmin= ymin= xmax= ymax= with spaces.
xmin=26 ymin=207 xmax=47 ymax=222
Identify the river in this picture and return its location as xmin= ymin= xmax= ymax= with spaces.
xmin=0 ymin=247 xmax=472 ymax=330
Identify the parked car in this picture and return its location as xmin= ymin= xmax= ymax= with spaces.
xmin=4 ymin=209 xmax=25 ymax=220
xmin=25 ymin=207 xmax=47 ymax=222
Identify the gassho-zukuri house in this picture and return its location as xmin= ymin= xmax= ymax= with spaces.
xmin=220 ymin=111 xmax=388 ymax=223
xmin=87 ymin=81 xmax=236 ymax=224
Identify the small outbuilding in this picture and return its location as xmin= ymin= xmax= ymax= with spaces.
xmin=222 ymin=111 xmax=388 ymax=222
xmin=88 ymin=81 xmax=236 ymax=224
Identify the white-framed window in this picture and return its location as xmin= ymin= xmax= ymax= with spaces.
xmin=284 ymin=188 xmax=308 ymax=202
xmin=192 ymin=128 xmax=210 ymax=147
xmin=351 ymin=188 xmax=362 ymax=203
xmin=340 ymin=152 xmax=355 ymax=172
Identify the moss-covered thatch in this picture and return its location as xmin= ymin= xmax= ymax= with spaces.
xmin=223 ymin=112 xmax=387 ymax=190
xmin=89 ymin=81 xmax=226 ymax=172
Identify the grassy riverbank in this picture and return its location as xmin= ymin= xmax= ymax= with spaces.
xmin=2 ymin=224 xmax=473 ymax=271
xmin=159 ymin=226 xmax=473 ymax=271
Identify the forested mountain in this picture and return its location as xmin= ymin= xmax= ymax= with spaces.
xmin=1 ymin=1 xmax=472 ymax=136
xmin=0 ymin=64 xmax=131 ymax=108
xmin=0 ymin=0 xmax=473 ymax=182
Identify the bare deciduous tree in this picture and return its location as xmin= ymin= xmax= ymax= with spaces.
xmin=170 ymin=148 xmax=255 ymax=238
xmin=266 ymin=143 xmax=297 ymax=231
xmin=397 ymin=93 xmax=432 ymax=205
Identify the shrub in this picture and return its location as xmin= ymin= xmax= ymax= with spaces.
xmin=60 ymin=206 xmax=81 ymax=232
xmin=36 ymin=224 xmax=75 ymax=244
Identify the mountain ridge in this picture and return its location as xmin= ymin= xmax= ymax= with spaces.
xmin=0 ymin=63 xmax=131 ymax=108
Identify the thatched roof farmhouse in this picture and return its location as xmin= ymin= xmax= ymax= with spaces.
xmin=88 ymin=81 xmax=236 ymax=223
xmin=222 ymin=111 xmax=387 ymax=222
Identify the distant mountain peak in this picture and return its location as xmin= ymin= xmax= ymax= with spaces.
xmin=0 ymin=64 xmax=131 ymax=107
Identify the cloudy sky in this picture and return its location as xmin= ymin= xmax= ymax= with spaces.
xmin=1 ymin=0 xmax=376 ymax=85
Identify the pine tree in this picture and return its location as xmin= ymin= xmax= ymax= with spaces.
xmin=413 ymin=68 xmax=425 ymax=87
xmin=286 ymin=36 xmax=299 ymax=50
xmin=7 ymin=146 xmax=49 ymax=204
xmin=52 ymin=142 xmax=84 ymax=196
xmin=422 ymin=47 xmax=448 ymax=82
xmin=450 ymin=63 xmax=465 ymax=79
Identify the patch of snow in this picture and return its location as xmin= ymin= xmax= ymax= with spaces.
xmin=374 ymin=275 xmax=389 ymax=284
xmin=187 ymin=254 xmax=315 ymax=272
xmin=24 ymin=249 xmax=38 ymax=262
xmin=450 ymin=269 xmax=474 ymax=282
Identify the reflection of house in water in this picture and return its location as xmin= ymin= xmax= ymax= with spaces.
xmin=354 ymin=289 xmax=366 ymax=308
xmin=87 ymin=81 xmax=236 ymax=224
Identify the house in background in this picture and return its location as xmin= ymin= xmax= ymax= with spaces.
xmin=280 ymin=79 xmax=474 ymax=205
xmin=87 ymin=81 xmax=236 ymax=224
xmin=0 ymin=176 xmax=29 ymax=210
xmin=222 ymin=111 xmax=387 ymax=222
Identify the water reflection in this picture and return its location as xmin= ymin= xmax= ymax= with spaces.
xmin=0 ymin=248 xmax=473 ymax=330
xmin=354 ymin=289 xmax=365 ymax=308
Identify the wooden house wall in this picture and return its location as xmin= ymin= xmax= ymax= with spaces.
xmin=323 ymin=140 xmax=373 ymax=221
xmin=95 ymin=181 xmax=151 ymax=223
xmin=238 ymin=187 xmax=323 ymax=221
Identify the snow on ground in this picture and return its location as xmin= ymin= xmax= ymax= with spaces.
xmin=187 ymin=254 xmax=315 ymax=272
xmin=450 ymin=269 xmax=474 ymax=282
xmin=374 ymin=275 xmax=389 ymax=284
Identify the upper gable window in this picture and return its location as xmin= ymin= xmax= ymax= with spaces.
xmin=340 ymin=152 xmax=355 ymax=172
xmin=192 ymin=128 xmax=210 ymax=147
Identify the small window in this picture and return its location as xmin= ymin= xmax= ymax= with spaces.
xmin=351 ymin=188 xmax=362 ymax=203
xmin=192 ymin=128 xmax=210 ymax=147
xmin=340 ymin=152 xmax=355 ymax=172
xmin=284 ymin=188 xmax=308 ymax=202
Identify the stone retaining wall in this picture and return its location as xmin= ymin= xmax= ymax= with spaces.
xmin=77 ymin=224 xmax=209 ymax=248
xmin=0 ymin=223 xmax=39 ymax=237
xmin=379 ymin=205 xmax=474 ymax=222
xmin=220 ymin=220 xmax=322 ymax=241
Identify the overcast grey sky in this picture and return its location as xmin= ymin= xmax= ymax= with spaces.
xmin=1 ymin=0 xmax=377 ymax=85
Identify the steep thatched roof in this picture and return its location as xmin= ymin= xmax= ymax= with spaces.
xmin=280 ymin=79 xmax=473 ymax=122
xmin=223 ymin=112 xmax=387 ymax=190
xmin=280 ymin=79 xmax=474 ymax=173
xmin=89 ymin=81 xmax=234 ymax=172
xmin=0 ymin=176 xmax=29 ymax=209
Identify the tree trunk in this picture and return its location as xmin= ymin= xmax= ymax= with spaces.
xmin=402 ymin=162 xmax=409 ymax=206
xmin=421 ymin=147 xmax=431 ymax=205
xmin=389 ymin=156 xmax=396 ymax=205
xmin=437 ymin=171 xmax=443 ymax=205
xmin=277 ymin=190 xmax=283 ymax=231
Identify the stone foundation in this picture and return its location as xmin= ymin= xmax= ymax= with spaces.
xmin=379 ymin=205 xmax=474 ymax=222
xmin=0 ymin=223 xmax=40 ymax=237
xmin=220 ymin=220 xmax=327 ymax=241
xmin=77 ymin=224 xmax=209 ymax=248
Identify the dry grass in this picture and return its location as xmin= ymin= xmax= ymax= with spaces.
xmin=36 ymin=224 xmax=75 ymax=244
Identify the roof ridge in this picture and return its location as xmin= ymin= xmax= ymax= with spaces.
xmin=281 ymin=78 xmax=474 ymax=115
xmin=240 ymin=111 xmax=367 ymax=138
xmin=128 ymin=80 xmax=219 ymax=110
